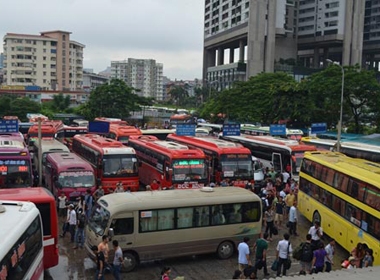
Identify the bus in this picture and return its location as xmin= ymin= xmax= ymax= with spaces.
xmin=0 ymin=133 xmax=33 ymax=188
xmin=72 ymin=134 xmax=139 ymax=192
xmin=107 ymin=123 xmax=142 ymax=144
xmin=27 ymin=120 xmax=64 ymax=151
xmin=197 ymin=123 xmax=223 ymax=137
xmin=0 ymin=200 xmax=44 ymax=279
xmin=33 ymin=139 xmax=70 ymax=182
xmin=301 ymin=136 xmax=380 ymax=163
xmin=240 ymin=125 xmax=304 ymax=141
xmin=18 ymin=122 xmax=33 ymax=140
xmin=298 ymin=151 xmax=380 ymax=265
xmin=45 ymin=152 xmax=96 ymax=202
xmin=26 ymin=113 xmax=49 ymax=123
xmin=128 ymin=135 xmax=208 ymax=189
xmin=167 ymin=134 xmax=264 ymax=187
xmin=220 ymin=135 xmax=317 ymax=180
xmin=141 ymin=128 xmax=176 ymax=140
xmin=169 ymin=114 xmax=193 ymax=128
xmin=56 ymin=125 xmax=88 ymax=150
xmin=0 ymin=188 xmax=59 ymax=270
xmin=94 ymin=117 xmax=128 ymax=125
xmin=85 ymin=187 xmax=262 ymax=272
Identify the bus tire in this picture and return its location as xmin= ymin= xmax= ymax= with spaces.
xmin=217 ymin=241 xmax=234 ymax=259
xmin=121 ymin=251 xmax=139 ymax=272
xmin=313 ymin=210 xmax=321 ymax=224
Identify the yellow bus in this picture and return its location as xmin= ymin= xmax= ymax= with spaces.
xmin=85 ymin=187 xmax=262 ymax=272
xmin=298 ymin=151 xmax=380 ymax=265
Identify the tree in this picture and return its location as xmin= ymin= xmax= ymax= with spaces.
xmin=51 ymin=93 xmax=71 ymax=112
xmin=9 ymin=97 xmax=41 ymax=121
xmin=84 ymin=79 xmax=153 ymax=120
xmin=0 ymin=96 xmax=13 ymax=117
xmin=168 ymin=85 xmax=189 ymax=107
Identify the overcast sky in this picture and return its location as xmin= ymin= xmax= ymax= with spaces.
xmin=0 ymin=0 xmax=205 ymax=80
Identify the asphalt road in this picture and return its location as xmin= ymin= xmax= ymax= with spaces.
xmin=45 ymin=215 xmax=349 ymax=280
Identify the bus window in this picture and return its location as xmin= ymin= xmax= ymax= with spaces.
xmin=177 ymin=208 xmax=193 ymax=229
xmin=194 ymin=206 xmax=210 ymax=227
xmin=211 ymin=205 xmax=226 ymax=225
xmin=111 ymin=218 xmax=134 ymax=235
xmin=272 ymin=153 xmax=282 ymax=173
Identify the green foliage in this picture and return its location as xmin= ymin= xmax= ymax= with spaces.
xmin=51 ymin=93 xmax=71 ymax=112
xmin=7 ymin=97 xmax=41 ymax=121
xmin=84 ymin=79 xmax=153 ymax=120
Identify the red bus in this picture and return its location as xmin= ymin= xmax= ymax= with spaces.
xmin=44 ymin=152 xmax=96 ymax=202
xmin=72 ymin=134 xmax=139 ymax=192
xmin=167 ymin=135 xmax=264 ymax=187
xmin=56 ymin=125 xmax=88 ymax=150
xmin=0 ymin=187 xmax=59 ymax=269
xmin=128 ymin=135 xmax=209 ymax=189
xmin=27 ymin=120 xmax=64 ymax=150
xmin=107 ymin=123 xmax=142 ymax=144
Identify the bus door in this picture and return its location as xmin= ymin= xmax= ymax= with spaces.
xmin=109 ymin=214 xmax=135 ymax=250
xmin=272 ymin=153 xmax=283 ymax=173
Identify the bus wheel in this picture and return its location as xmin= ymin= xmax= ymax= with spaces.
xmin=313 ymin=211 xmax=321 ymax=224
xmin=217 ymin=241 xmax=234 ymax=259
xmin=121 ymin=251 xmax=138 ymax=272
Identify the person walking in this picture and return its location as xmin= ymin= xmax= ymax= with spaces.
xmin=324 ymin=239 xmax=335 ymax=272
xmin=276 ymin=233 xmax=292 ymax=277
xmin=93 ymin=185 xmax=105 ymax=201
xmin=112 ymin=240 xmax=123 ymax=280
xmin=92 ymin=245 xmax=105 ymax=280
xmin=60 ymin=203 xmax=70 ymax=238
xmin=98 ymin=235 xmax=110 ymax=272
xmin=288 ymin=201 xmax=298 ymax=236
xmin=264 ymin=206 xmax=275 ymax=241
xmin=84 ymin=189 xmax=94 ymax=219
xmin=308 ymin=221 xmax=323 ymax=251
xmin=115 ymin=181 xmax=124 ymax=193
xmin=253 ymin=233 xmax=270 ymax=277
xmin=311 ymin=242 xmax=330 ymax=273
xmin=284 ymin=189 xmax=296 ymax=219
xmin=238 ymin=237 xmax=252 ymax=271
xmin=274 ymin=196 xmax=285 ymax=229
xmin=299 ymin=234 xmax=314 ymax=275
xmin=73 ymin=209 xmax=86 ymax=249
xmin=68 ymin=204 xmax=77 ymax=242
xmin=57 ymin=192 xmax=67 ymax=219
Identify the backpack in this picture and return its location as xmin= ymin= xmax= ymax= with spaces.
xmin=300 ymin=242 xmax=313 ymax=262
xmin=292 ymin=242 xmax=304 ymax=260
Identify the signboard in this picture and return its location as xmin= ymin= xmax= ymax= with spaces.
xmin=311 ymin=123 xmax=327 ymax=134
xmin=176 ymin=124 xmax=196 ymax=136
xmin=270 ymin=124 xmax=286 ymax=136
xmin=222 ymin=124 xmax=241 ymax=136
xmin=88 ymin=121 xmax=110 ymax=134
xmin=0 ymin=120 xmax=19 ymax=133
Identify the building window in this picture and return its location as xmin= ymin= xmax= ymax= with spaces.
xmin=43 ymin=64 xmax=46 ymax=68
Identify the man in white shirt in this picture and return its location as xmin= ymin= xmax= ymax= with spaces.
xmin=238 ymin=237 xmax=252 ymax=271
xmin=308 ymin=221 xmax=323 ymax=250
xmin=288 ymin=201 xmax=298 ymax=236
xmin=324 ymin=239 xmax=335 ymax=272
xmin=68 ymin=204 xmax=77 ymax=242
xmin=276 ymin=233 xmax=293 ymax=277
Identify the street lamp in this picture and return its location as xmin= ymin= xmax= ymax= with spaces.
xmin=326 ymin=59 xmax=344 ymax=152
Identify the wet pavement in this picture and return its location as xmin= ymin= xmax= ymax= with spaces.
xmin=45 ymin=215 xmax=349 ymax=280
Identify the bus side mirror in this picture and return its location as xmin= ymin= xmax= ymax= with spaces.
xmin=108 ymin=228 xmax=114 ymax=239
xmin=168 ymin=168 xmax=173 ymax=176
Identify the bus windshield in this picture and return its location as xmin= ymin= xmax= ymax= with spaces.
xmin=172 ymin=159 xmax=206 ymax=181
xmin=0 ymin=161 xmax=31 ymax=188
xmin=103 ymin=155 xmax=138 ymax=177
xmin=220 ymin=155 xmax=253 ymax=178
xmin=58 ymin=171 xmax=94 ymax=187
xmin=293 ymin=152 xmax=305 ymax=174
xmin=88 ymin=204 xmax=110 ymax=236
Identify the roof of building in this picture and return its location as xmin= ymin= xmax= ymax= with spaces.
xmin=4 ymin=33 xmax=55 ymax=40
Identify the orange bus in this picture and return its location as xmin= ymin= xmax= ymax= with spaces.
xmin=44 ymin=152 xmax=96 ymax=202
xmin=169 ymin=114 xmax=193 ymax=128
xmin=107 ymin=123 xmax=142 ymax=145
xmin=167 ymin=135 xmax=264 ymax=187
xmin=27 ymin=120 xmax=64 ymax=150
xmin=72 ymin=134 xmax=139 ymax=192
xmin=0 ymin=187 xmax=59 ymax=270
xmin=56 ymin=125 xmax=88 ymax=150
xmin=128 ymin=135 xmax=209 ymax=189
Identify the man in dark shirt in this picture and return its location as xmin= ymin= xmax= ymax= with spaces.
xmin=91 ymin=245 xmax=105 ymax=280
xmin=253 ymin=233 xmax=270 ymax=277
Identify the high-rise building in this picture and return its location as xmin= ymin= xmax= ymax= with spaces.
xmin=0 ymin=53 xmax=4 ymax=69
xmin=83 ymin=70 xmax=110 ymax=92
xmin=203 ymin=0 xmax=297 ymax=88
xmin=203 ymin=0 xmax=380 ymax=85
xmin=2 ymin=30 xmax=85 ymax=91
xmin=110 ymin=58 xmax=164 ymax=101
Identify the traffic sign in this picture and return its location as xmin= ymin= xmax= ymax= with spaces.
xmin=223 ymin=124 xmax=241 ymax=136
xmin=88 ymin=121 xmax=110 ymax=134
xmin=176 ymin=124 xmax=196 ymax=136
xmin=311 ymin=123 xmax=327 ymax=134
xmin=0 ymin=120 xmax=19 ymax=133
xmin=270 ymin=124 xmax=286 ymax=136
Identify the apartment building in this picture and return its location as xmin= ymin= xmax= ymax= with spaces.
xmin=110 ymin=58 xmax=164 ymax=101
xmin=2 ymin=30 xmax=85 ymax=91
xmin=83 ymin=70 xmax=110 ymax=92
xmin=203 ymin=0 xmax=297 ymax=87
xmin=203 ymin=0 xmax=380 ymax=84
